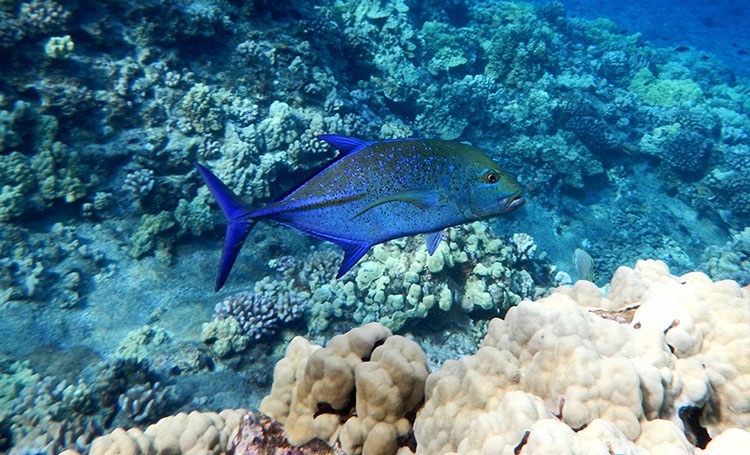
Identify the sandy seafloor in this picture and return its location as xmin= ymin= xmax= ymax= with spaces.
xmin=0 ymin=0 xmax=749 ymax=453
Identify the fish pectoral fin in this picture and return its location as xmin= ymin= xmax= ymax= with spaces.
xmin=351 ymin=189 xmax=447 ymax=220
xmin=336 ymin=241 xmax=373 ymax=278
xmin=425 ymin=230 xmax=444 ymax=256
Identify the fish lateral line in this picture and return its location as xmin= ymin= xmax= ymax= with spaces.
xmin=252 ymin=192 xmax=368 ymax=218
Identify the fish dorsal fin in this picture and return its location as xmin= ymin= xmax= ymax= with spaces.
xmin=336 ymin=241 xmax=372 ymax=278
xmin=425 ymin=230 xmax=444 ymax=256
xmin=352 ymin=189 xmax=447 ymax=220
xmin=271 ymin=136 xmax=369 ymax=204
xmin=317 ymin=134 xmax=369 ymax=155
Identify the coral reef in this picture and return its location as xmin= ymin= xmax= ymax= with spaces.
xmin=259 ymin=323 xmax=427 ymax=455
xmin=413 ymin=259 xmax=749 ymax=454
xmin=2 ymin=0 xmax=750 ymax=452
xmin=0 ymin=222 xmax=105 ymax=307
xmin=88 ymin=409 xmax=246 ymax=455
xmin=53 ymin=259 xmax=750 ymax=455
xmin=212 ymin=283 xmax=307 ymax=341
xmin=128 ymin=211 xmax=177 ymax=259
xmin=7 ymin=418 xmax=101 ymax=455
xmin=270 ymin=222 xmax=554 ymax=333
xmin=201 ymin=317 xmax=250 ymax=359
xmin=1 ymin=0 xmax=745 ymax=275
xmin=117 ymin=381 xmax=172 ymax=424
xmin=79 ymin=410 xmax=346 ymax=455
xmin=0 ymin=361 xmax=100 ymax=454
xmin=231 ymin=411 xmax=346 ymax=455
xmin=43 ymin=34 xmax=73 ymax=59
xmin=116 ymin=325 xmax=171 ymax=361
xmin=0 ymin=101 xmax=94 ymax=221
xmin=702 ymin=227 xmax=750 ymax=285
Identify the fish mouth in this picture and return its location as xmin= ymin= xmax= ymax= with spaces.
xmin=500 ymin=193 xmax=525 ymax=213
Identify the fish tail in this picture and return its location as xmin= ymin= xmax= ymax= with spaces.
xmin=195 ymin=163 xmax=257 ymax=291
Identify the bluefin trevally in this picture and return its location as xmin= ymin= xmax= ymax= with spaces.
xmin=196 ymin=135 xmax=525 ymax=291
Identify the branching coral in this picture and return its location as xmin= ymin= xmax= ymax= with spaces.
xmin=700 ymin=144 xmax=750 ymax=218
xmin=1 ymin=362 xmax=99 ymax=453
xmin=477 ymin=3 xmax=559 ymax=87
xmin=420 ymin=21 xmax=478 ymax=76
xmin=205 ymin=101 xmax=346 ymax=209
xmin=201 ymin=317 xmax=250 ymax=359
xmin=177 ymin=83 xmax=229 ymax=135
xmin=629 ymin=68 xmax=704 ymax=108
xmin=117 ymin=381 xmax=172 ymax=424
xmin=212 ymin=283 xmax=306 ymax=341
xmin=0 ymin=98 xmax=96 ymax=220
xmin=128 ymin=211 xmax=177 ymax=259
xmin=19 ymin=0 xmax=69 ymax=34
xmin=8 ymin=418 xmax=101 ymax=455
xmin=116 ymin=325 xmax=171 ymax=361
xmin=122 ymin=168 xmax=155 ymax=200
xmin=702 ymin=227 xmax=750 ymax=285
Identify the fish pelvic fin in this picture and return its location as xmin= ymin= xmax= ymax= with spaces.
xmin=195 ymin=163 xmax=257 ymax=291
xmin=351 ymin=189 xmax=448 ymax=220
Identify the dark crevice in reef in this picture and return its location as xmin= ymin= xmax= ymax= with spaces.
xmin=679 ymin=405 xmax=711 ymax=449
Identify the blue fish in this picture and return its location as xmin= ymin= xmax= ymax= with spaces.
xmin=196 ymin=135 xmax=525 ymax=291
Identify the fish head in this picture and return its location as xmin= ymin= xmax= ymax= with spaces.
xmin=464 ymin=160 xmax=525 ymax=220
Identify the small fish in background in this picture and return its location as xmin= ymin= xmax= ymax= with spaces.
xmin=196 ymin=135 xmax=525 ymax=291
xmin=573 ymin=248 xmax=595 ymax=282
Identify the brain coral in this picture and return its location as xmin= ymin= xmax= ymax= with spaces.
xmin=412 ymin=259 xmax=749 ymax=454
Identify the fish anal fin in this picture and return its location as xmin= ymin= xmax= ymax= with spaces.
xmin=336 ymin=241 xmax=372 ymax=278
xmin=352 ymin=189 xmax=446 ymax=220
xmin=425 ymin=230 xmax=444 ymax=256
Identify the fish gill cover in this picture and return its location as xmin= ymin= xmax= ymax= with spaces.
xmin=0 ymin=0 xmax=748 ymax=454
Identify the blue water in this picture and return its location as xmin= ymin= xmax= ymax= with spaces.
xmin=0 ymin=0 xmax=748 ymax=453
xmin=548 ymin=0 xmax=750 ymax=79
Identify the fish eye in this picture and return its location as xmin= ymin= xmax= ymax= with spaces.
xmin=486 ymin=172 xmax=499 ymax=184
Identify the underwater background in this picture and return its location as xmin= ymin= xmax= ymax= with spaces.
xmin=0 ymin=0 xmax=749 ymax=454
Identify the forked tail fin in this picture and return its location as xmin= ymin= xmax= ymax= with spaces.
xmin=195 ymin=163 xmax=257 ymax=291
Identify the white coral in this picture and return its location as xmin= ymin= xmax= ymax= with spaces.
xmin=413 ymin=259 xmax=750 ymax=455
